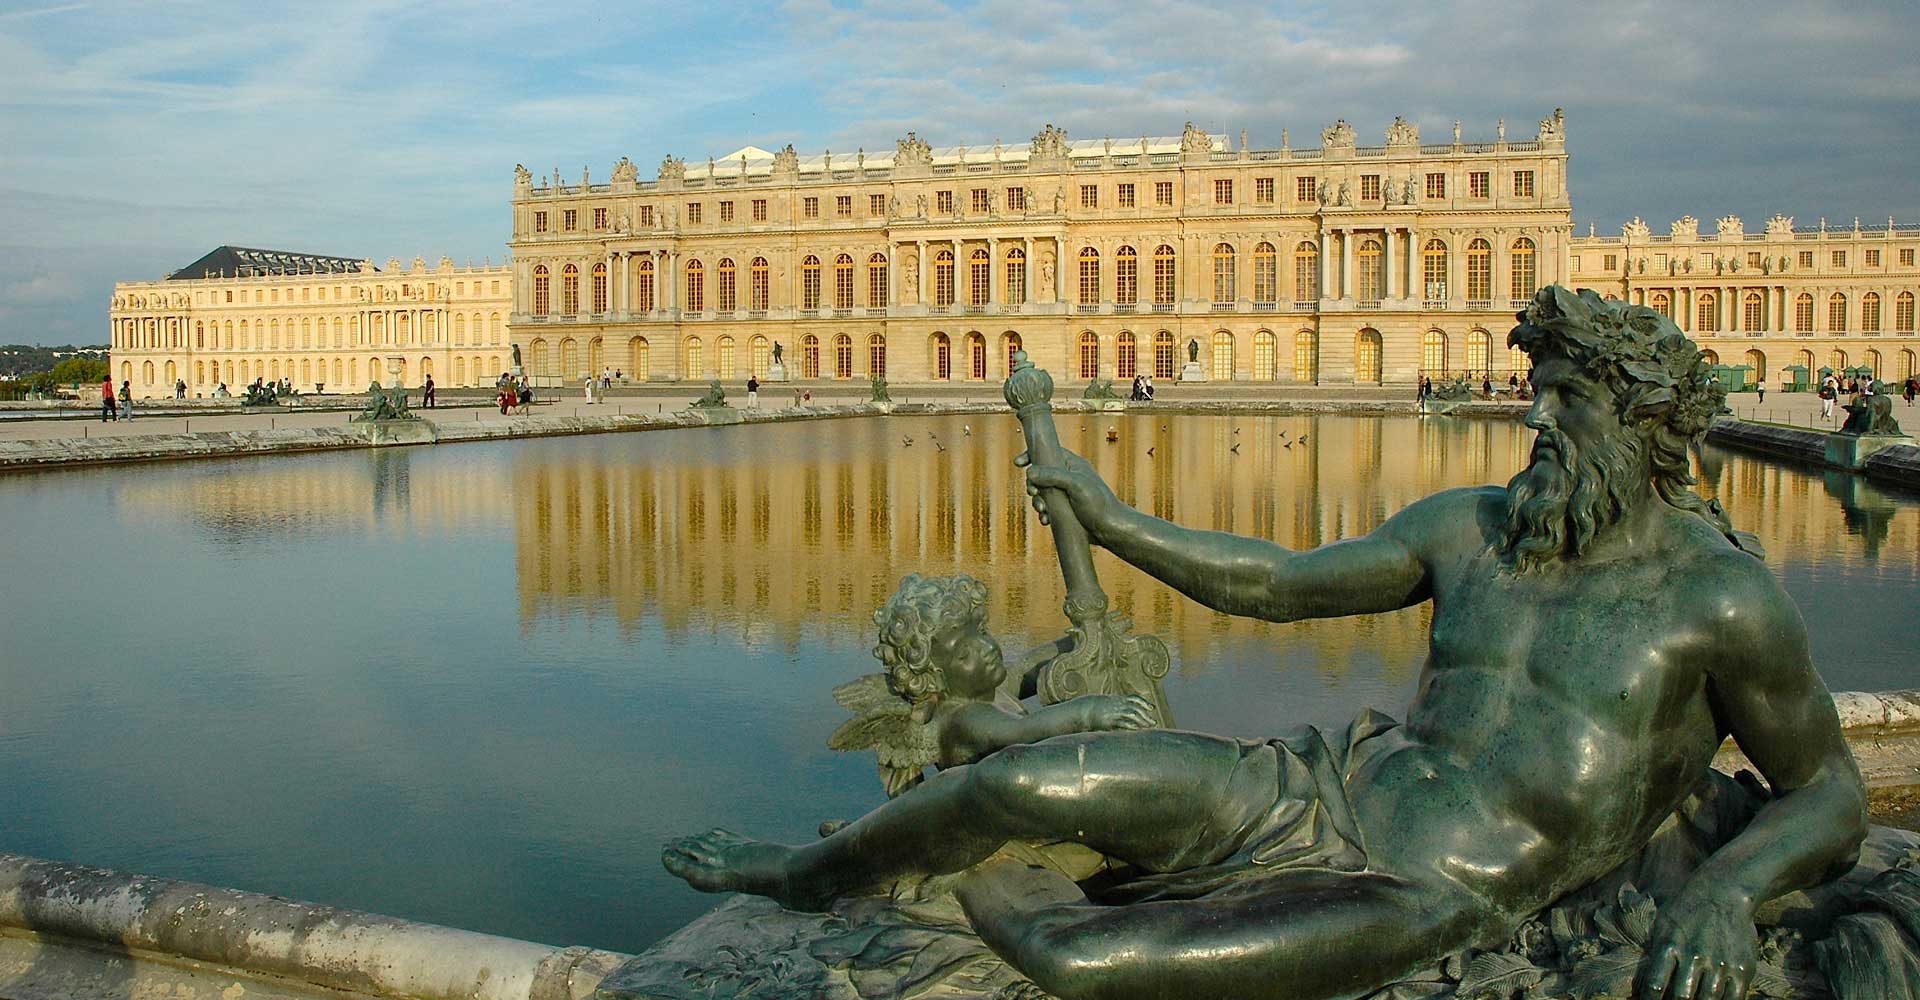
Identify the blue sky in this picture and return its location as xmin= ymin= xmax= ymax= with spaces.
xmin=3 ymin=0 xmax=1918 ymax=345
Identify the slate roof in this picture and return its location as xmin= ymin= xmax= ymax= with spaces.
xmin=167 ymin=246 xmax=370 ymax=280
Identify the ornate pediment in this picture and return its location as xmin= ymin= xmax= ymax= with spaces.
xmin=1669 ymin=216 xmax=1699 ymax=240
xmin=1765 ymin=214 xmax=1795 ymax=237
xmin=896 ymin=132 xmax=934 ymax=170
xmin=1537 ymin=107 xmax=1566 ymax=142
xmin=1622 ymin=217 xmax=1651 ymax=241
xmin=1715 ymin=215 xmax=1743 ymax=238
xmin=657 ymin=155 xmax=686 ymax=183
xmin=1384 ymin=116 xmax=1419 ymax=147
xmin=1179 ymin=121 xmax=1212 ymax=156
xmin=773 ymin=144 xmax=800 ymax=175
xmin=1030 ymin=124 xmax=1069 ymax=161
xmin=1321 ymin=119 xmax=1356 ymax=149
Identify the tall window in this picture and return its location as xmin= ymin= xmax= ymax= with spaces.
xmin=717 ymin=336 xmax=735 ymax=377
xmin=1117 ymin=331 xmax=1137 ymax=378
xmin=801 ymin=335 xmax=821 ymax=378
xmin=1651 ymin=292 xmax=1672 ymax=319
xmin=1294 ymin=241 xmax=1319 ymax=301
xmin=717 ymin=258 xmax=737 ymax=312
xmin=868 ymin=334 xmax=886 ymax=377
xmin=1213 ymin=178 xmax=1233 ymax=204
xmin=533 ymin=265 xmax=550 ymax=315
xmin=1356 ymin=329 xmax=1383 ymax=383
xmin=1467 ymin=329 xmax=1490 ymax=372
xmin=1253 ymin=243 xmax=1276 ymax=303
xmin=1005 ymin=248 xmax=1026 ymax=305
xmin=1078 ymin=332 xmax=1099 ymax=379
xmin=1116 ymin=246 xmax=1138 ymax=305
xmin=833 ymin=334 xmax=853 ymax=378
xmin=1078 ymin=248 xmax=1100 ymax=304
xmin=1253 ymin=330 xmax=1277 ymax=379
xmin=636 ymin=258 xmax=654 ymax=311
xmin=1422 ymin=330 xmax=1447 ymax=373
xmin=684 ymin=336 xmax=703 ymax=376
xmin=969 ymin=249 xmax=990 ymax=306
xmin=1356 ymin=238 xmax=1384 ymax=301
xmin=834 ymin=254 xmax=854 ymax=309
xmin=561 ymin=264 xmax=580 ymax=313
xmin=1212 ymin=243 xmax=1236 ymax=302
xmin=968 ymin=333 xmax=987 ymax=380
xmin=1509 ymin=238 xmax=1537 ymax=300
xmin=934 ymin=250 xmax=955 ymax=306
xmin=1152 ymin=245 xmax=1176 ymax=304
xmin=932 ymin=333 xmax=951 ymax=379
xmin=1898 ymin=292 xmax=1915 ymax=332
xmin=1795 ymin=293 xmax=1814 ymax=333
xmin=1466 ymin=239 xmax=1492 ymax=301
xmin=1294 ymin=330 xmax=1318 ymax=383
xmin=1829 ymin=293 xmax=1848 ymax=332
xmin=1696 ymin=292 xmax=1717 ymax=333
xmin=1211 ymin=333 xmax=1233 ymax=380
xmin=684 ymin=260 xmax=704 ymax=312
xmin=1153 ymin=330 xmax=1176 ymax=379
xmin=1743 ymin=292 xmax=1764 ymax=332
xmin=1863 ymin=292 xmax=1881 ymax=332
xmin=591 ymin=263 xmax=608 ymax=313
xmin=802 ymin=256 xmax=821 ymax=309
xmin=1005 ymin=331 xmax=1023 ymax=375
xmin=750 ymin=258 xmax=769 ymax=310
xmin=1423 ymin=240 xmax=1449 ymax=301
xmin=867 ymin=254 xmax=888 ymax=307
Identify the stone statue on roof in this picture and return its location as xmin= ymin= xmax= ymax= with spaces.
xmin=513 ymin=164 xmax=531 ymax=188
xmin=895 ymin=132 xmax=933 ymax=170
xmin=611 ymin=157 xmax=638 ymax=185
xmin=1179 ymin=121 xmax=1211 ymax=156
xmin=1538 ymin=107 xmax=1566 ymax=142
xmin=1321 ymin=118 xmax=1356 ymax=148
xmin=1031 ymin=124 xmax=1070 ymax=160
xmin=1384 ymin=115 xmax=1419 ymax=147
xmin=658 ymin=155 xmax=686 ymax=183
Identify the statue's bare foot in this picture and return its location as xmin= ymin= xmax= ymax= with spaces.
xmin=662 ymin=830 xmax=809 ymax=908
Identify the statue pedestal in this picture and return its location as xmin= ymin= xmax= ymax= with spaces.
xmin=1826 ymin=432 xmax=1912 ymax=470
xmin=356 ymin=419 xmax=437 ymax=447
xmin=678 ymin=407 xmax=743 ymax=426
xmin=763 ymin=363 xmax=790 ymax=383
xmin=1178 ymin=362 xmax=1208 ymax=383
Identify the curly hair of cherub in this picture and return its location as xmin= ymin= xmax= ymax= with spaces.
xmin=872 ymin=574 xmax=989 ymax=704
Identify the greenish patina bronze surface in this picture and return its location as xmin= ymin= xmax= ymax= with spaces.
xmin=350 ymin=381 xmax=414 ymax=422
xmin=1838 ymin=382 xmax=1905 ymax=437
xmin=689 ymin=380 xmax=730 ymax=409
xmin=664 ymin=287 xmax=1902 ymax=1000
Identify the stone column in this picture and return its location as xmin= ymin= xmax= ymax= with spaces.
xmin=887 ymin=245 xmax=899 ymax=309
xmin=1341 ymin=229 xmax=1354 ymax=300
xmin=987 ymin=237 xmax=999 ymax=305
xmin=1318 ymin=230 xmax=1330 ymax=300
xmin=1023 ymin=237 xmax=1034 ymax=306
xmin=1384 ymin=227 xmax=1397 ymax=300
xmin=916 ymin=239 xmax=927 ymax=306
xmin=665 ymin=250 xmax=677 ymax=311
xmin=1055 ymin=235 xmax=1068 ymax=303
xmin=1406 ymin=226 xmax=1421 ymax=299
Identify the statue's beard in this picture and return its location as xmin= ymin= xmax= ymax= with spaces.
xmin=1500 ymin=429 xmax=1649 ymax=573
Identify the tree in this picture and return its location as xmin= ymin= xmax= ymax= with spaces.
xmin=50 ymin=357 xmax=108 ymax=386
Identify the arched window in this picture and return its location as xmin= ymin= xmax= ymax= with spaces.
xmin=1828 ymin=348 xmax=1847 ymax=372
xmin=195 ymin=321 xmax=204 ymax=349
xmin=528 ymin=339 xmax=546 ymax=375
xmin=1294 ymin=241 xmax=1319 ymax=301
xmin=684 ymin=336 xmax=703 ymax=377
xmin=1467 ymin=329 xmax=1491 ymax=372
xmin=1003 ymin=332 xmax=1023 ymax=375
xmin=1743 ymin=292 xmax=1764 ymax=333
xmin=1116 ymin=332 xmax=1137 ymax=379
xmin=589 ymin=337 xmax=603 ymax=376
xmin=801 ymin=256 xmax=821 ymax=309
xmin=1212 ymin=243 xmax=1237 ymax=303
xmin=717 ymin=258 xmax=737 ymax=312
xmin=1005 ymin=247 xmax=1027 ymax=305
xmin=454 ymin=313 xmax=467 ymax=345
xmin=801 ymin=334 xmax=821 ymax=379
xmin=1899 ymin=292 xmax=1916 ymax=333
xmin=561 ymin=264 xmax=580 ymax=314
xmin=1899 ymin=349 xmax=1917 ymax=382
xmin=1509 ymin=238 xmax=1537 ymax=301
xmin=591 ymin=262 xmax=608 ymax=313
xmin=1356 ymin=328 xmax=1383 ymax=383
xmin=1422 ymin=330 xmax=1447 ymax=374
xmin=560 ymin=338 xmax=577 ymax=378
xmin=967 ymin=332 xmax=987 ymax=380
xmin=867 ymin=334 xmax=887 ymax=377
xmin=1211 ymin=331 xmax=1234 ymax=380
xmin=968 ymin=249 xmax=990 ymax=306
xmin=1253 ymin=330 xmax=1277 ymax=380
xmin=835 ymin=254 xmax=855 ymax=309
xmin=333 ymin=358 xmax=343 ymax=386
xmin=636 ymin=257 xmax=655 ymax=312
xmin=1696 ymin=291 xmax=1717 ymax=334
xmin=750 ymin=335 xmax=770 ymax=375
xmin=934 ymin=250 xmax=955 ymax=307
xmin=1508 ymin=344 xmax=1529 ymax=376
xmin=1865 ymin=349 xmax=1881 ymax=378
xmin=1828 ymin=293 xmax=1848 ymax=332
xmin=750 ymin=257 xmax=769 ymax=311
xmin=931 ymin=332 xmax=952 ymax=380
xmin=684 ymin=260 xmax=705 ymax=312
xmin=629 ymin=336 xmax=650 ymax=379
xmin=1798 ymin=349 xmax=1815 ymax=377
xmin=453 ymin=356 xmax=465 ymax=385
xmin=1745 ymin=349 xmax=1766 ymax=377
xmin=1078 ymin=331 xmax=1100 ymax=379
xmin=1700 ymin=349 xmax=1719 ymax=365
xmin=1466 ymin=239 xmax=1492 ymax=301
xmin=1863 ymin=292 xmax=1881 ymax=333
xmin=1356 ymin=238 xmax=1383 ymax=301
xmin=1116 ymin=246 xmax=1138 ymax=305
xmin=717 ymin=335 xmax=736 ymax=378
xmin=1078 ymin=247 xmax=1100 ymax=304
xmin=867 ymin=254 xmax=888 ymax=307
xmin=1253 ymin=243 xmax=1276 ymax=304
xmin=833 ymin=333 xmax=853 ymax=378
xmin=1294 ymin=330 xmax=1319 ymax=383
xmin=1795 ymin=293 xmax=1814 ymax=333
xmin=1422 ymin=240 xmax=1449 ymax=302
xmin=1153 ymin=245 xmax=1176 ymax=304
xmin=1152 ymin=330 xmax=1176 ymax=379
xmin=194 ymin=360 xmax=204 ymax=385
xmin=1651 ymin=291 xmax=1672 ymax=319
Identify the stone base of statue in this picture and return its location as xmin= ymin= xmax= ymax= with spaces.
xmin=1178 ymin=361 xmax=1207 ymax=382
xmin=615 ymin=771 xmax=1920 ymax=1000
xmin=679 ymin=406 xmax=743 ymax=426
xmin=357 ymin=420 xmax=439 ymax=447
xmin=1826 ymin=432 xmax=1913 ymax=470
xmin=763 ymin=363 xmax=790 ymax=382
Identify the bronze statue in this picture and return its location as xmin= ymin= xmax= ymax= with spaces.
xmin=1838 ymin=381 xmax=1905 ymax=436
xmin=664 ymin=287 xmax=1872 ymax=1000
xmin=690 ymin=380 xmax=729 ymax=408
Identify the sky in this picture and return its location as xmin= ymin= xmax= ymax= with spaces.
xmin=3 ymin=0 xmax=1918 ymax=346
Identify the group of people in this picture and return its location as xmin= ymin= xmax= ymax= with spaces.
xmin=1127 ymin=374 xmax=1156 ymax=401
xmin=1816 ymin=371 xmax=1920 ymax=418
xmin=580 ymin=367 xmax=624 ymax=404
xmin=99 ymin=378 xmax=132 ymax=421
xmin=1416 ymin=372 xmax=1532 ymax=402
xmin=497 ymin=372 xmax=533 ymax=415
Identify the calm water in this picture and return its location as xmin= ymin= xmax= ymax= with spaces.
xmin=1 ymin=414 xmax=1916 ymax=952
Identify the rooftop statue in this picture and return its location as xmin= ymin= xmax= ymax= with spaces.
xmin=661 ymin=288 xmax=1904 ymax=1000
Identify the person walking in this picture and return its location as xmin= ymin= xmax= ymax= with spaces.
xmin=421 ymin=374 xmax=436 ymax=408
xmin=746 ymin=375 xmax=760 ymax=408
xmin=1755 ymin=377 xmax=1766 ymax=405
xmin=1905 ymin=375 xmax=1918 ymax=406
xmin=118 ymin=380 xmax=133 ymax=420
xmin=101 ymin=378 xmax=117 ymax=421
xmin=583 ymin=374 xmax=596 ymax=404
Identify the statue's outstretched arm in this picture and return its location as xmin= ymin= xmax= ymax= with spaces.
xmin=1642 ymin=565 xmax=1868 ymax=1000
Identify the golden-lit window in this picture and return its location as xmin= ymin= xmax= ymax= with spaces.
xmin=971 ymin=189 xmax=989 ymax=213
xmin=937 ymin=191 xmax=954 ymax=214
xmin=1422 ymin=330 xmax=1447 ymax=373
xmin=561 ymin=264 xmax=580 ymax=314
xmin=1902 ymin=249 xmax=1916 ymax=267
xmin=1153 ymin=245 xmax=1176 ymax=304
xmin=834 ymin=254 xmax=854 ymax=309
xmin=1423 ymin=240 xmax=1449 ymax=301
xmin=1117 ymin=331 xmax=1136 ymax=378
xmin=1469 ymin=172 xmax=1489 ymax=198
xmin=1867 ymin=249 xmax=1881 ymax=267
xmin=1154 ymin=181 xmax=1173 ymax=206
xmin=591 ymin=263 xmax=608 ymax=313
xmin=1513 ymin=171 xmax=1535 ymax=197
xmin=1212 ymin=243 xmax=1236 ymax=302
xmin=1466 ymin=239 xmax=1492 ymax=300
xmin=1078 ymin=331 xmax=1099 ymax=379
xmin=835 ymin=195 xmax=852 ymax=218
xmin=1360 ymin=175 xmax=1381 ymax=201
xmin=1294 ymin=330 xmax=1318 ymax=382
xmin=1896 ymin=292 xmax=1915 ymax=331
xmin=1253 ymin=330 xmax=1277 ymax=379
xmin=1254 ymin=177 xmax=1274 ymax=204
xmin=563 ymin=210 xmax=577 ymax=231
xmin=802 ymin=256 xmax=821 ymax=309
xmin=1078 ymin=247 xmax=1100 ymax=304
xmin=1294 ymin=241 xmax=1319 ymax=301
xmin=717 ymin=258 xmax=737 ymax=312
xmin=1743 ymin=292 xmax=1763 ymax=332
xmin=1829 ymin=293 xmax=1848 ymax=331
xmin=1695 ymin=292 xmax=1717 ymax=333
xmin=1080 ymin=184 xmax=1098 ymax=209
xmin=1356 ymin=329 xmax=1382 ymax=383
xmin=833 ymin=334 xmax=853 ymax=379
xmin=1510 ymin=238 xmax=1538 ymax=300
xmin=534 ymin=211 xmax=548 ymax=233
xmin=719 ymin=201 xmax=735 ymax=222
xmin=1005 ymin=248 xmax=1026 ymax=305
xmin=1211 ymin=332 xmax=1233 ymax=380
xmin=1296 ymin=176 xmax=1316 ymax=202
xmin=1799 ymin=251 xmax=1814 ymax=269
xmin=750 ymin=257 xmax=768 ymax=310
xmin=870 ymin=194 xmax=886 ymax=216
xmin=683 ymin=260 xmax=704 ymax=312
xmin=801 ymin=335 xmax=820 ymax=378
xmin=752 ymin=199 xmax=767 ymax=222
xmin=934 ymin=250 xmax=954 ymax=306
xmin=1253 ymin=243 xmax=1276 ymax=303
xmin=1863 ymin=292 xmax=1881 ymax=332
xmin=867 ymin=254 xmax=888 ymax=308
xmin=532 ymin=265 xmax=549 ymax=314
xmin=686 ymin=203 xmax=701 ymax=224
xmin=1356 ymin=239 xmax=1383 ymax=301
xmin=1007 ymin=187 xmax=1025 ymax=211
xmin=1832 ymin=250 xmax=1847 ymax=268
xmin=803 ymin=197 xmax=819 ymax=219
xmin=1425 ymin=173 xmax=1446 ymax=199
xmin=1154 ymin=330 xmax=1176 ymax=378
xmin=639 ymin=206 xmax=655 ymax=227
xmin=868 ymin=334 xmax=886 ymax=377
xmin=1118 ymin=183 xmax=1135 ymax=208
xmin=636 ymin=258 xmax=654 ymax=311
xmin=1213 ymin=178 xmax=1233 ymax=204
xmin=593 ymin=207 xmax=608 ymax=229
xmin=969 ymin=249 xmax=990 ymax=306
xmin=1467 ymin=329 xmax=1490 ymax=371
xmin=1651 ymin=292 xmax=1672 ymax=318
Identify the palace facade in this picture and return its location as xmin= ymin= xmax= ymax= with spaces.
xmin=505 ymin=113 xmax=1573 ymax=388
xmin=109 ymin=247 xmax=512 ymax=398
xmin=1568 ymin=216 xmax=1920 ymax=386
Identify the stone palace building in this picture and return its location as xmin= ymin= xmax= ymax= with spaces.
xmin=107 ymin=110 xmax=1920 ymax=395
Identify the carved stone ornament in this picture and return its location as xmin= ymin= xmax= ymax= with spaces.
xmin=1621 ymin=217 xmax=1651 ymax=241
xmin=1179 ymin=121 xmax=1212 ymax=155
xmin=611 ymin=157 xmax=639 ymax=185
xmin=1765 ymin=214 xmax=1796 ymax=237
xmin=1715 ymin=215 xmax=1743 ymax=238
xmin=1321 ymin=118 xmax=1357 ymax=148
xmin=773 ymin=144 xmax=800 ymax=174
xmin=1384 ymin=115 xmax=1420 ymax=147
xmin=896 ymin=132 xmax=934 ymax=170
xmin=513 ymin=163 xmax=531 ymax=187
xmin=1670 ymin=215 xmax=1699 ymax=240
xmin=1384 ymin=180 xmax=1402 ymax=206
xmin=657 ymin=155 xmax=686 ymax=183
xmin=1029 ymin=124 xmax=1070 ymax=160
xmin=1337 ymin=180 xmax=1353 ymax=207
xmin=1403 ymin=177 xmax=1419 ymax=205
xmin=1537 ymin=107 xmax=1566 ymax=142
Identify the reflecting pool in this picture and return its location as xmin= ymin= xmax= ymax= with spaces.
xmin=1 ymin=414 xmax=1915 ymax=952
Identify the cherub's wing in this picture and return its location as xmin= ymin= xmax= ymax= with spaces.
xmin=832 ymin=673 xmax=897 ymax=714
xmin=828 ymin=706 xmax=939 ymax=798
xmin=827 ymin=707 xmax=913 ymax=752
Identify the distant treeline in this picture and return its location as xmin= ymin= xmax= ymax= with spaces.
xmin=0 ymin=345 xmax=111 ymax=399
xmin=1 ymin=344 xmax=109 ymax=379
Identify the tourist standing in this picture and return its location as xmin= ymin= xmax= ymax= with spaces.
xmin=583 ymin=374 xmax=595 ymax=404
xmin=422 ymin=374 xmax=436 ymax=408
xmin=746 ymin=375 xmax=760 ymax=408
xmin=1905 ymin=376 xmax=1918 ymax=406
xmin=1820 ymin=373 xmax=1838 ymax=419
xmin=1755 ymin=377 xmax=1766 ymax=404
xmin=118 ymin=380 xmax=133 ymax=420
xmin=100 ymin=378 xmax=116 ymax=421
